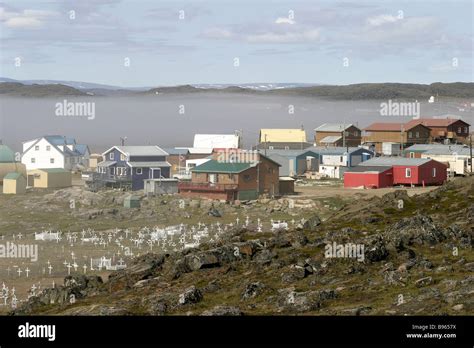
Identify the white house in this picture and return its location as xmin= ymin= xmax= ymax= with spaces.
xmin=21 ymin=135 xmax=90 ymax=171
xmin=193 ymin=134 xmax=241 ymax=149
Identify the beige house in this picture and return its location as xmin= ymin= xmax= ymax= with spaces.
xmin=28 ymin=168 xmax=72 ymax=188
xmin=88 ymin=153 xmax=103 ymax=170
xmin=3 ymin=172 xmax=27 ymax=194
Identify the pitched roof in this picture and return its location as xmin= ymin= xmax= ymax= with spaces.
xmin=359 ymin=157 xmax=432 ymax=166
xmin=404 ymin=144 xmax=467 ymax=153
xmin=423 ymin=146 xmax=471 ymax=156
xmin=0 ymin=145 xmax=16 ymax=163
xmin=346 ymin=166 xmax=392 ymax=173
xmin=314 ymin=123 xmax=354 ymax=132
xmin=162 ymin=148 xmax=189 ymax=156
xmin=127 ymin=161 xmax=171 ymax=167
xmin=74 ymin=144 xmax=89 ymax=156
xmin=191 ymin=160 xmax=255 ymax=173
xmin=44 ymin=135 xmax=76 ymax=146
xmin=4 ymin=172 xmax=24 ymax=180
xmin=193 ymin=134 xmax=240 ymax=149
xmin=260 ymin=129 xmax=307 ymax=143
xmin=405 ymin=118 xmax=470 ymax=128
xmin=114 ymin=146 xmax=168 ymax=157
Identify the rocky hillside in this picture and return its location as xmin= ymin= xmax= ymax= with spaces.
xmin=14 ymin=177 xmax=474 ymax=316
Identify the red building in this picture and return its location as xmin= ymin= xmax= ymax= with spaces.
xmin=344 ymin=158 xmax=447 ymax=188
xmin=344 ymin=166 xmax=393 ymax=189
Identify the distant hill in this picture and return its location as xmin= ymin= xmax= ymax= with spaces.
xmin=0 ymin=82 xmax=87 ymax=97
xmin=1 ymin=81 xmax=473 ymax=99
xmin=266 ymin=82 xmax=474 ymax=100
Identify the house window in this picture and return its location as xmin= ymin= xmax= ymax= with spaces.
xmin=415 ymin=132 xmax=419 ymax=138
xmin=408 ymin=132 xmax=412 ymax=138
xmin=458 ymin=127 xmax=461 ymax=133
xmin=354 ymin=131 xmax=359 ymax=136
xmin=269 ymin=146 xmax=274 ymax=150
xmin=340 ymin=156 xmax=343 ymax=162
xmin=405 ymin=168 xmax=412 ymax=178
xmin=50 ymin=158 xmax=54 ymax=164
xmin=116 ymin=167 xmax=127 ymax=176
xmin=109 ymin=153 xmax=114 ymax=160
xmin=46 ymin=145 xmax=51 ymax=151
xmin=228 ymin=173 xmax=234 ymax=180
xmin=136 ymin=168 xmax=143 ymax=175
xmin=120 ymin=154 xmax=126 ymax=161
xmin=243 ymin=174 xmax=251 ymax=182
xmin=31 ymin=158 xmax=35 ymax=163
xmin=111 ymin=167 xmax=115 ymax=175
xmin=35 ymin=146 xmax=39 ymax=151
xmin=464 ymin=127 xmax=468 ymax=133
xmin=410 ymin=152 xmax=415 ymax=158
xmin=432 ymin=167 xmax=436 ymax=177
xmin=284 ymin=146 xmax=290 ymax=150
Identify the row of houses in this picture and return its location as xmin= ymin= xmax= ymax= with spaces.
xmin=257 ymin=117 xmax=470 ymax=152
xmin=1 ymin=116 xmax=471 ymax=198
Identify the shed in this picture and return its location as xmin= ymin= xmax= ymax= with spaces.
xmin=144 ymin=178 xmax=179 ymax=195
xmin=28 ymin=168 xmax=72 ymax=188
xmin=0 ymin=145 xmax=27 ymax=184
xmin=3 ymin=172 xmax=27 ymax=194
xmin=124 ymin=195 xmax=141 ymax=208
xmin=279 ymin=177 xmax=295 ymax=195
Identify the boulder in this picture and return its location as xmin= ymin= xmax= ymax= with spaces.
xmin=303 ymin=215 xmax=321 ymax=231
xmin=178 ymin=286 xmax=203 ymax=305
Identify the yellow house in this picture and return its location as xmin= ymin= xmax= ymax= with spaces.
xmin=258 ymin=128 xmax=311 ymax=150
xmin=28 ymin=168 xmax=72 ymax=188
xmin=3 ymin=172 xmax=27 ymax=194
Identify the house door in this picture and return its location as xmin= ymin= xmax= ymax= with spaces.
xmin=150 ymin=168 xmax=161 ymax=179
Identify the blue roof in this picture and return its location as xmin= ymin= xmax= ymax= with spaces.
xmin=162 ymin=148 xmax=189 ymax=156
xmin=74 ymin=144 xmax=89 ymax=156
xmin=44 ymin=135 xmax=76 ymax=146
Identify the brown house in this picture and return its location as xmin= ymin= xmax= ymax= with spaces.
xmin=314 ymin=123 xmax=362 ymax=147
xmin=363 ymin=122 xmax=431 ymax=153
xmin=163 ymin=148 xmax=189 ymax=176
xmin=178 ymin=149 xmax=280 ymax=201
xmin=404 ymin=118 xmax=470 ymax=143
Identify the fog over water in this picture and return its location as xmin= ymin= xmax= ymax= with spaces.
xmin=0 ymin=94 xmax=472 ymax=152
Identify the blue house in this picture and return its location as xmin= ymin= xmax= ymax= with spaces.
xmin=97 ymin=146 xmax=171 ymax=190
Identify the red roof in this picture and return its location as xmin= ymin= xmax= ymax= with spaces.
xmin=404 ymin=118 xmax=470 ymax=129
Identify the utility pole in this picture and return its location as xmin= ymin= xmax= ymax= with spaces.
xmin=400 ymin=125 xmax=404 ymax=154
xmin=264 ymin=134 xmax=267 ymax=157
xmin=470 ymin=133 xmax=473 ymax=174
xmin=342 ymin=122 xmax=346 ymax=148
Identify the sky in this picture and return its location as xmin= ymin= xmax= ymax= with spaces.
xmin=0 ymin=0 xmax=472 ymax=87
